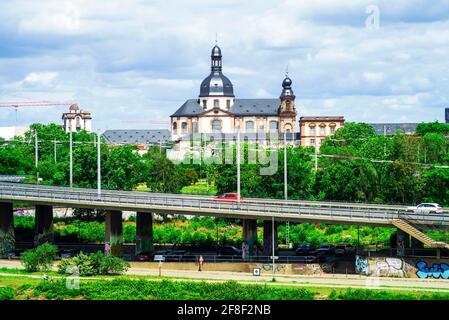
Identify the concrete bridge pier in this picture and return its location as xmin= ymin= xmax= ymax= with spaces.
xmin=242 ymin=219 xmax=258 ymax=260
xmin=0 ymin=202 xmax=15 ymax=257
xmin=395 ymin=229 xmax=410 ymax=257
xmin=105 ymin=210 xmax=123 ymax=257
xmin=136 ymin=212 xmax=153 ymax=256
xmin=34 ymin=205 xmax=54 ymax=246
xmin=263 ymin=220 xmax=279 ymax=256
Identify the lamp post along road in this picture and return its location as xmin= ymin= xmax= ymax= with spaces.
xmin=54 ymin=139 xmax=57 ymax=163
xmin=284 ymin=131 xmax=290 ymax=247
xmin=97 ymin=132 xmax=101 ymax=197
xmin=237 ymin=129 xmax=241 ymax=203
xmin=34 ymin=131 xmax=38 ymax=168
xmin=314 ymin=129 xmax=318 ymax=171
xmin=69 ymin=122 xmax=73 ymax=188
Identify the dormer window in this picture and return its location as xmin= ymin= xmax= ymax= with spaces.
xmin=214 ymin=99 xmax=219 ymax=108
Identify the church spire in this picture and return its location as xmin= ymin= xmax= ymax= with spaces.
xmin=211 ymin=43 xmax=222 ymax=73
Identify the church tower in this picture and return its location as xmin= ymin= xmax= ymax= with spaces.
xmin=198 ymin=45 xmax=235 ymax=111
xmin=278 ymin=75 xmax=297 ymax=133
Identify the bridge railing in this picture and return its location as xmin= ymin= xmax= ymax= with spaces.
xmin=2 ymin=183 xmax=449 ymax=225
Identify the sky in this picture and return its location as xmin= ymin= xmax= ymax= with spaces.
xmin=1 ymin=0 xmax=449 ymax=132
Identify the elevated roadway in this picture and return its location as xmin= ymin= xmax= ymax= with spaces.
xmin=1 ymin=182 xmax=449 ymax=228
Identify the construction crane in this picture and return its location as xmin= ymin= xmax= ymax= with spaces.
xmin=0 ymin=100 xmax=76 ymax=125
xmin=121 ymin=119 xmax=169 ymax=127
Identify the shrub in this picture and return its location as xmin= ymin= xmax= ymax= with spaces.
xmin=57 ymin=251 xmax=129 ymax=276
xmin=99 ymin=254 xmax=130 ymax=275
xmin=20 ymin=243 xmax=58 ymax=272
xmin=58 ymin=252 xmax=98 ymax=276
xmin=0 ymin=286 xmax=15 ymax=300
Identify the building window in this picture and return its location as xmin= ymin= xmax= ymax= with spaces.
xmin=214 ymin=99 xmax=219 ymax=108
xmin=181 ymin=122 xmax=188 ymax=134
xmin=330 ymin=127 xmax=336 ymax=134
xmin=202 ymin=100 xmax=207 ymax=109
xmin=192 ymin=122 xmax=198 ymax=133
xmin=245 ymin=121 xmax=254 ymax=133
xmin=310 ymin=127 xmax=316 ymax=136
xmin=320 ymin=126 xmax=326 ymax=135
xmin=320 ymin=139 xmax=325 ymax=144
xmin=259 ymin=121 xmax=264 ymax=131
xmin=286 ymin=100 xmax=291 ymax=111
xmin=173 ymin=122 xmax=177 ymax=135
xmin=226 ymin=100 xmax=231 ymax=109
xmin=269 ymin=121 xmax=278 ymax=132
xmin=76 ymin=117 xmax=81 ymax=127
xmin=310 ymin=138 xmax=315 ymax=145
xmin=211 ymin=119 xmax=222 ymax=132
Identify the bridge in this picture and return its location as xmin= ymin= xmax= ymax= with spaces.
xmin=1 ymin=182 xmax=448 ymax=258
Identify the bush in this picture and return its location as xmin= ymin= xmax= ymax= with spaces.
xmin=57 ymin=251 xmax=129 ymax=276
xmin=20 ymin=243 xmax=58 ymax=272
xmin=58 ymin=252 xmax=98 ymax=276
xmin=99 ymin=254 xmax=130 ymax=275
xmin=0 ymin=286 xmax=15 ymax=300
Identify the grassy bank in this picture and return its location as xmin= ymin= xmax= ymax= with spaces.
xmin=2 ymin=275 xmax=449 ymax=300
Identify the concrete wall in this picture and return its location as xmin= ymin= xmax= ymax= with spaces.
xmin=129 ymin=261 xmax=340 ymax=275
xmin=356 ymin=255 xmax=449 ymax=279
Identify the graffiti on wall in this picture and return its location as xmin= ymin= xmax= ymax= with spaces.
xmin=355 ymin=256 xmax=368 ymax=275
xmin=416 ymin=261 xmax=449 ymax=279
xmin=356 ymin=256 xmax=407 ymax=277
xmin=374 ymin=258 xmax=405 ymax=277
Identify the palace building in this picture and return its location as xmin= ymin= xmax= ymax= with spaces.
xmin=170 ymin=45 xmax=297 ymax=143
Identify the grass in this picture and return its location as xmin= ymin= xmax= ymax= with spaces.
xmin=181 ymin=179 xmax=217 ymax=195
xmin=2 ymin=271 xmax=449 ymax=300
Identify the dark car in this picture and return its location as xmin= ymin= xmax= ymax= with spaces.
xmin=218 ymin=246 xmax=242 ymax=256
xmin=136 ymin=251 xmax=154 ymax=261
xmin=295 ymin=255 xmax=318 ymax=263
xmin=335 ymin=244 xmax=354 ymax=256
xmin=313 ymin=244 xmax=335 ymax=256
xmin=296 ymin=243 xmax=314 ymax=255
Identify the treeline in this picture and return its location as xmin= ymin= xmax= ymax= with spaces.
xmin=2 ymin=121 xmax=449 ymax=205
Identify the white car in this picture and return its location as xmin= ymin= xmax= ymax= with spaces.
xmin=406 ymin=203 xmax=443 ymax=214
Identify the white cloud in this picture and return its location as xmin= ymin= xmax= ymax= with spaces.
xmin=1 ymin=1 xmax=449 ymax=130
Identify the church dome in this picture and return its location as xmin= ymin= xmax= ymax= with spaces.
xmin=280 ymin=75 xmax=295 ymax=98
xmin=200 ymin=73 xmax=234 ymax=97
xmin=199 ymin=45 xmax=234 ymax=97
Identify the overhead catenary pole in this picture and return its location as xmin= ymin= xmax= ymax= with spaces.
xmin=97 ymin=131 xmax=101 ymax=197
xmin=237 ymin=129 xmax=241 ymax=203
xmin=272 ymin=215 xmax=275 ymax=279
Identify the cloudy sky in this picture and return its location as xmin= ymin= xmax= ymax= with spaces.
xmin=1 ymin=0 xmax=449 ymax=132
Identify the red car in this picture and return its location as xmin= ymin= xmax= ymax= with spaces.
xmin=213 ymin=193 xmax=243 ymax=202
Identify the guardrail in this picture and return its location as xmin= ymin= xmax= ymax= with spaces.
xmin=2 ymin=182 xmax=449 ymax=225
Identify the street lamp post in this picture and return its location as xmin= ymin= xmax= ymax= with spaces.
xmin=69 ymin=122 xmax=73 ymax=188
xmin=54 ymin=139 xmax=57 ymax=164
xmin=283 ymin=131 xmax=291 ymax=247
xmin=237 ymin=129 xmax=241 ymax=203
xmin=97 ymin=131 xmax=101 ymax=197
xmin=314 ymin=128 xmax=318 ymax=171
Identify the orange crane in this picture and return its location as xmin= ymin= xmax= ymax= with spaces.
xmin=0 ymin=100 xmax=76 ymax=124
xmin=121 ymin=119 xmax=169 ymax=127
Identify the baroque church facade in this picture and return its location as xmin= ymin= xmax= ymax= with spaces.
xmin=170 ymin=45 xmax=297 ymax=143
